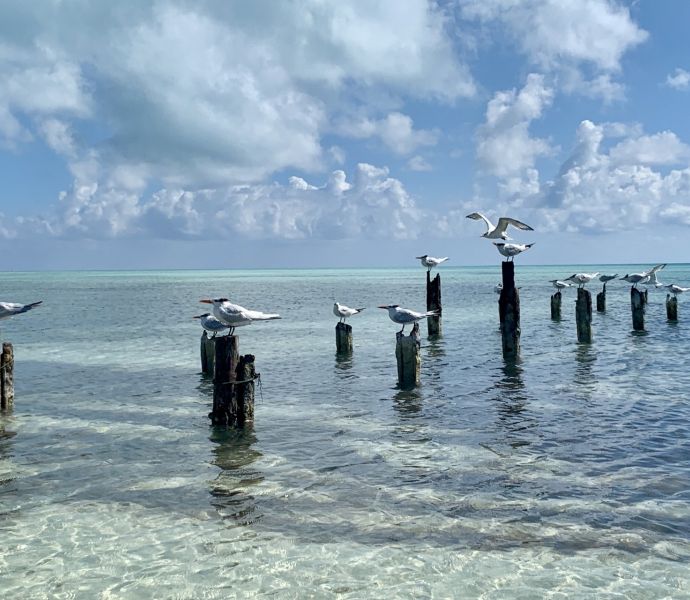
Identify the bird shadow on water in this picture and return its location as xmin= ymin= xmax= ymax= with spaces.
xmin=208 ymin=427 xmax=263 ymax=526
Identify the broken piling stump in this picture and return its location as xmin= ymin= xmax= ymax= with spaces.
xmin=395 ymin=322 xmax=421 ymax=387
xmin=666 ymin=294 xmax=678 ymax=321
xmin=426 ymin=271 xmax=442 ymax=336
xmin=1 ymin=342 xmax=14 ymax=410
xmin=576 ymin=288 xmax=592 ymax=343
xmin=631 ymin=287 xmax=645 ymax=331
xmin=235 ymin=354 xmax=256 ymax=426
xmin=335 ymin=321 xmax=353 ymax=353
xmin=200 ymin=331 xmax=216 ymax=375
xmin=550 ymin=291 xmax=561 ymax=320
xmin=211 ymin=335 xmax=240 ymax=426
xmin=596 ymin=287 xmax=606 ymax=312
xmin=499 ymin=261 xmax=520 ymax=358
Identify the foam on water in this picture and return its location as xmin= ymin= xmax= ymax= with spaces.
xmin=1 ymin=266 xmax=689 ymax=598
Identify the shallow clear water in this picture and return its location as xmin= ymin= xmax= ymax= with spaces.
xmin=1 ymin=266 xmax=689 ymax=599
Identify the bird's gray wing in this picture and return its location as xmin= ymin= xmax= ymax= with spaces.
xmin=466 ymin=212 xmax=493 ymax=232
xmin=497 ymin=217 xmax=534 ymax=233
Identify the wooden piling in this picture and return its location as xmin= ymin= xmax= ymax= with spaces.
xmin=200 ymin=331 xmax=216 ymax=375
xmin=211 ymin=335 xmax=240 ymax=426
xmin=550 ymin=291 xmax=561 ymax=320
xmin=335 ymin=322 xmax=353 ymax=353
xmin=395 ymin=322 xmax=421 ymax=387
xmin=426 ymin=271 xmax=442 ymax=336
xmin=235 ymin=354 xmax=256 ymax=426
xmin=666 ymin=294 xmax=678 ymax=321
xmin=575 ymin=288 xmax=592 ymax=343
xmin=1 ymin=343 xmax=14 ymax=410
xmin=499 ymin=261 xmax=520 ymax=358
xmin=631 ymin=287 xmax=645 ymax=331
xmin=596 ymin=287 xmax=606 ymax=312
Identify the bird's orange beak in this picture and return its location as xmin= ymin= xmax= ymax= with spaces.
xmin=199 ymin=299 xmax=213 ymax=304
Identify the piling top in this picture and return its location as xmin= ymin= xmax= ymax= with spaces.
xmin=501 ymin=261 xmax=515 ymax=288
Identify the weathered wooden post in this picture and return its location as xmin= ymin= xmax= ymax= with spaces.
xmin=631 ymin=287 xmax=645 ymax=331
xmin=211 ymin=335 xmax=239 ymax=426
xmin=200 ymin=331 xmax=216 ymax=375
xmin=499 ymin=261 xmax=520 ymax=357
xmin=596 ymin=287 xmax=606 ymax=312
xmin=426 ymin=271 xmax=442 ymax=336
xmin=666 ymin=294 xmax=678 ymax=321
xmin=550 ymin=291 xmax=561 ymax=320
xmin=1 ymin=343 xmax=14 ymax=410
xmin=395 ymin=322 xmax=420 ymax=387
xmin=235 ymin=354 xmax=256 ymax=426
xmin=335 ymin=322 xmax=353 ymax=353
xmin=575 ymin=287 xmax=592 ymax=343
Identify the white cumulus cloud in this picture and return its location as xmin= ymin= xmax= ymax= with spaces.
xmin=666 ymin=68 xmax=690 ymax=90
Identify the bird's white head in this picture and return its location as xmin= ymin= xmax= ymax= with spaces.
xmin=200 ymin=298 xmax=228 ymax=306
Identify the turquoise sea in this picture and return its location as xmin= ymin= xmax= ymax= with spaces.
xmin=1 ymin=265 xmax=689 ymax=598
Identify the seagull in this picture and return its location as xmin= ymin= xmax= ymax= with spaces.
xmin=378 ymin=304 xmax=439 ymax=333
xmin=415 ymin=255 xmax=449 ymax=272
xmin=193 ymin=313 xmax=229 ymax=337
xmin=550 ymin=280 xmax=572 ymax=290
xmin=642 ymin=270 xmax=664 ymax=288
xmin=666 ymin=284 xmax=690 ymax=297
xmin=0 ymin=301 xmax=43 ymax=321
xmin=564 ymin=273 xmax=600 ymax=288
xmin=493 ymin=242 xmax=534 ymax=260
xmin=199 ymin=298 xmax=281 ymax=335
xmin=466 ymin=212 xmax=534 ymax=240
xmin=620 ymin=264 xmax=667 ymax=288
xmin=333 ymin=302 xmax=365 ymax=323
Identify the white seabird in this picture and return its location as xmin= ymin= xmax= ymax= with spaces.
xmin=493 ymin=242 xmax=534 ymax=261
xmin=466 ymin=212 xmax=534 ymax=240
xmin=0 ymin=301 xmax=43 ymax=320
xmin=564 ymin=272 xmax=600 ymax=288
xmin=415 ymin=255 xmax=449 ymax=272
xmin=494 ymin=283 xmax=503 ymax=294
xmin=193 ymin=313 xmax=229 ymax=337
xmin=200 ymin=298 xmax=281 ymax=334
xmin=642 ymin=270 xmax=665 ymax=288
xmin=620 ymin=264 xmax=666 ymax=288
xmin=666 ymin=284 xmax=690 ymax=296
xmin=550 ymin=280 xmax=572 ymax=290
xmin=378 ymin=304 xmax=439 ymax=333
xmin=333 ymin=302 xmax=365 ymax=323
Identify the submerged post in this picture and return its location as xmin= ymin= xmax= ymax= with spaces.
xmin=631 ymin=287 xmax=645 ymax=331
xmin=499 ymin=261 xmax=520 ymax=358
xmin=200 ymin=331 xmax=216 ymax=375
xmin=575 ymin=288 xmax=592 ymax=343
xmin=666 ymin=294 xmax=678 ymax=321
xmin=550 ymin=291 xmax=561 ymax=320
xmin=1 ymin=343 xmax=14 ymax=410
xmin=235 ymin=354 xmax=256 ymax=426
xmin=596 ymin=286 xmax=606 ymax=312
xmin=335 ymin=322 xmax=353 ymax=353
xmin=211 ymin=335 xmax=240 ymax=426
xmin=426 ymin=271 xmax=442 ymax=336
xmin=395 ymin=322 xmax=421 ymax=387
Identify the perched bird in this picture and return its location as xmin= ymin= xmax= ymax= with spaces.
xmin=415 ymin=255 xmax=449 ymax=272
xmin=564 ymin=273 xmax=600 ymax=288
xmin=493 ymin=242 xmax=534 ymax=260
xmin=466 ymin=212 xmax=533 ymax=240
xmin=199 ymin=298 xmax=281 ymax=334
xmin=494 ymin=283 xmax=503 ymax=294
xmin=0 ymin=301 xmax=43 ymax=321
xmin=620 ymin=264 xmax=666 ymax=288
xmin=599 ymin=274 xmax=618 ymax=283
xmin=550 ymin=280 xmax=572 ymax=290
xmin=666 ymin=284 xmax=690 ymax=296
xmin=378 ymin=304 xmax=439 ymax=333
xmin=193 ymin=313 xmax=229 ymax=337
xmin=333 ymin=302 xmax=365 ymax=323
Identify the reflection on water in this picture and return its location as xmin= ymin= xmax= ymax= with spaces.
xmin=492 ymin=358 xmax=537 ymax=450
xmin=208 ymin=428 xmax=262 ymax=526
xmin=334 ymin=351 xmax=354 ymax=373
xmin=574 ymin=344 xmax=596 ymax=393
xmin=0 ymin=424 xmax=17 ymax=491
xmin=392 ymin=387 xmax=423 ymax=419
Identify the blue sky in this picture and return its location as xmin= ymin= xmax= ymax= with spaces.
xmin=1 ymin=0 xmax=689 ymax=269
